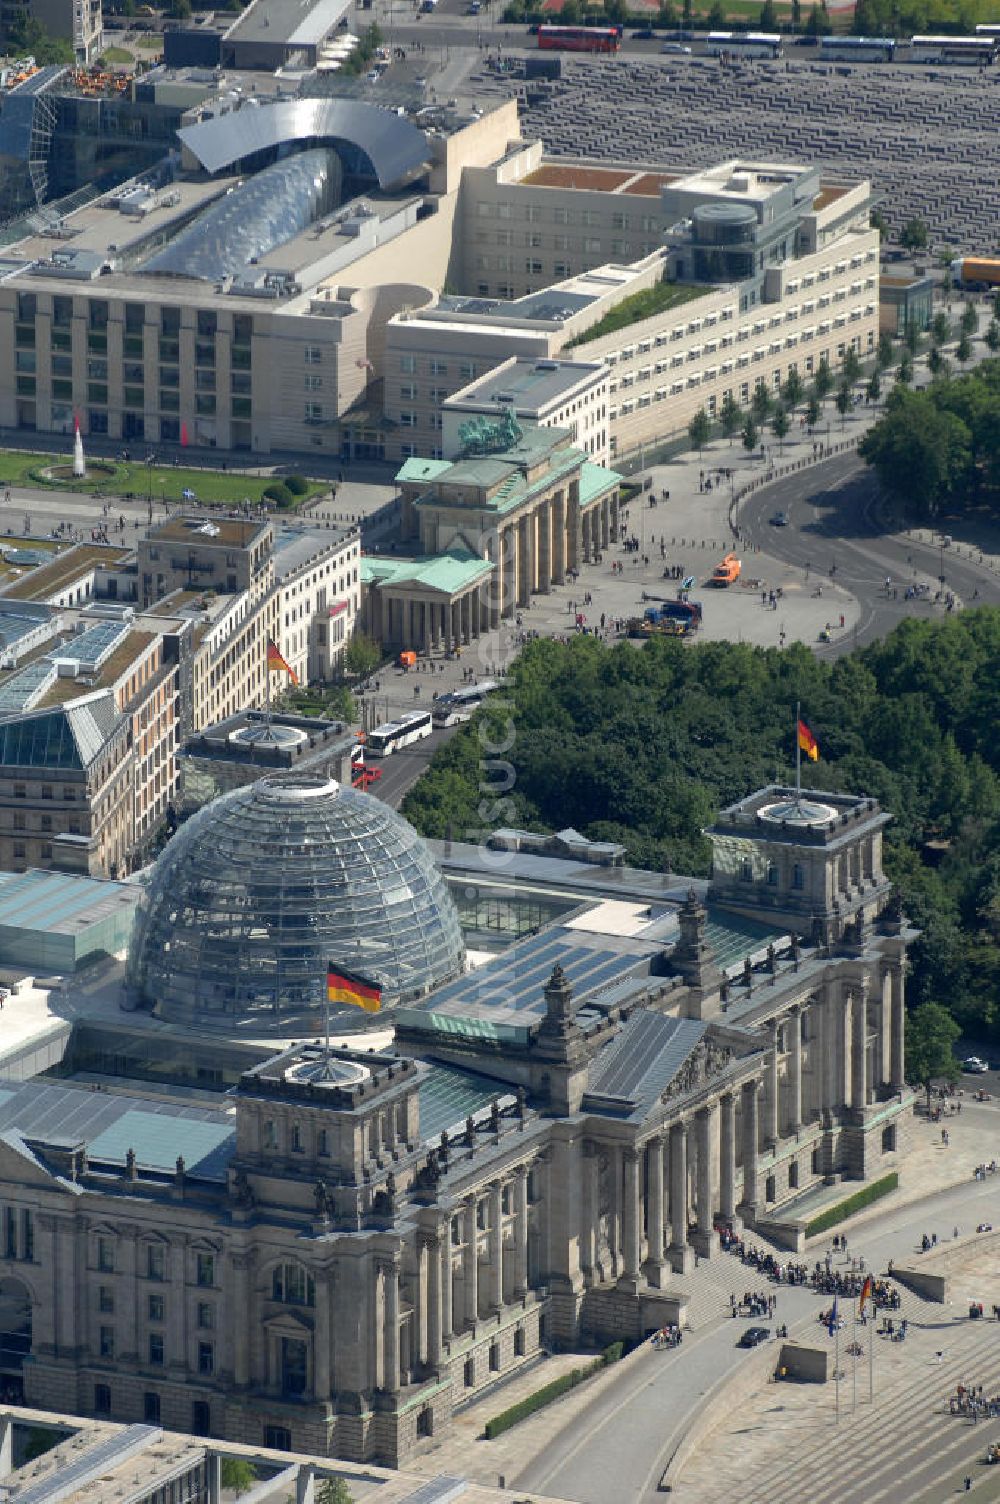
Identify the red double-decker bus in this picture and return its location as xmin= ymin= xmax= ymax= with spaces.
xmin=537 ymin=23 xmax=622 ymax=51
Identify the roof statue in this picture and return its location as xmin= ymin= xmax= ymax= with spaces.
xmin=458 ymin=407 xmax=523 ymax=457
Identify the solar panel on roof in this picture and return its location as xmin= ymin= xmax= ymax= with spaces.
xmin=11 ymin=1425 xmax=161 ymax=1504
xmin=424 ymin=929 xmax=647 ymax=1019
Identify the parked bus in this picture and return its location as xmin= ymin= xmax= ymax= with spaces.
xmin=819 ymin=35 xmax=896 ymax=61
xmin=705 ymin=30 xmax=783 ymax=58
xmin=431 ymin=680 xmax=498 ymax=727
xmin=366 ymin=710 xmax=433 ymax=756
xmin=537 ymin=24 xmax=622 ymax=52
xmin=908 ymin=34 xmax=998 ymax=63
xmin=974 ymin=23 xmax=1000 ymax=35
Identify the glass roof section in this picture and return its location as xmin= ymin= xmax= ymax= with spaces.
xmin=142 ymin=148 xmax=341 ymax=283
xmin=127 ymin=774 xmax=465 ymax=1032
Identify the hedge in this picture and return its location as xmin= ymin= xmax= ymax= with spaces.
xmin=482 ymin=1342 xmax=624 ymax=1440
xmin=804 ymin=1172 xmax=899 ymax=1238
xmin=285 ymin=473 xmax=309 ymax=496
xmin=263 ymin=481 xmax=293 ymax=506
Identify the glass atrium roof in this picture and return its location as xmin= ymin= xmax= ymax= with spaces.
xmin=127 ymin=775 xmax=465 ymax=1032
xmin=142 ymin=148 xmax=341 ymax=283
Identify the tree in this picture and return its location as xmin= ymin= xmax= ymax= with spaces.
xmin=960 ymin=301 xmax=977 ymax=337
xmin=344 ymin=631 xmax=382 ymax=677
xmin=781 ymin=368 xmax=804 ymax=409
xmin=759 ymin=0 xmax=778 ymax=26
xmin=790 ymin=0 xmax=801 ymax=25
xmin=858 ymin=387 xmax=971 ymax=520
xmin=986 ymin=322 xmax=1000 ymax=354
xmin=870 ymin=207 xmax=889 ymax=240
xmin=866 ymin=370 xmax=881 ymax=405
xmin=806 ymin=394 xmax=820 ymax=429
xmin=751 ymin=383 xmax=772 ymax=421
xmin=719 ymin=392 xmax=742 ymax=442
xmin=741 ymin=416 xmax=759 ymax=456
xmin=931 ymin=310 xmax=950 ymax=347
xmin=899 ymin=217 xmax=928 ymax=252
xmin=835 ymin=385 xmax=852 ymax=429
xmin=658 ymin=0 xmax=678 ymax=25
xmin=897 ymin=352 xmax=913 ymax=385
xmin=771 ymin=405 xmax=790 ymax=453
xmin=956 ymin=332 xmax=972 ymax=367
xmin=706 ymin=0 xmax=726 ymax=21
xmin=316 ymin=1482 xmax=354 ymax=1504
xmin=813 ymin=358 xmax=833 ymax=401
xmin=877 ymin=331 xmax=894 ymax=369
xmin=905 ymin=1000 xmax=960 ymax=1110
xmin=927 ymin=346 xmax=949 ymax=379
xmin=688 ymin=407 xmax=710 ymax=453
xmin=682 ymin=0 xmax=692 ymax=25
xmin=842 ymin=347 xmax=862 ymax=385
xmin=220 ymin=1460 xmax=258 ymax=1496
xmin=804 ymin=1 xmax=831 ymax=33
xmin=4 ymin=13 xmax=74 ymax=60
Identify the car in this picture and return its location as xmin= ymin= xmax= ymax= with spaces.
xmin=769 ymin=511 xmax=789 ymax=527
xmin=661 ymin=41 xmax=692 ymax=53
xmin=738 ymin=1326 xmax=770 ymax=1348
xmin=631 ymin=26 xmax=656 ymax=37
xmin=963 ymin=1056 xmax=990 ymax=1073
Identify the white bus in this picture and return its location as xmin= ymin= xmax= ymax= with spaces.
xmin=366 ymin=710 xmax=433 ymax=756
xmin=908 ymin=34 xmax=998 ymax=63
xmin=819 ymin=34 xmax=896 ymax=61
xmin=974 ymin=23 xmax=1000 ymax=35
xmin=706 ymin=30 xmax=783 ymax=58
xmin=432 ymin=679 xmax=498 ymax=727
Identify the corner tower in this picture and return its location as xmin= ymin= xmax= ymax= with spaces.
xmin=706 ymin=784 xmax=891 ymax=946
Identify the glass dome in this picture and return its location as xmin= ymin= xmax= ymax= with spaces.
xmin=126 ymin=775 xmax=465 ymax=1033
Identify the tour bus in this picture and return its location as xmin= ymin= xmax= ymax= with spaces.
xmin=536 ymin=24 xmax=623 ymax=52
xmin=431 ymin=679 xmax=498 ymax=727
xmin=366 ymin=710 xmax=433 ymax=756
xmin=908 ymin=34 xmax=998 ymax=63
xmin=974 ymin=23 xmax=1000 ymax=35
xmin=705 ymin=30 xmax=783 ymax=58
xmin=819 ymin=34 xmax=896 ymax=61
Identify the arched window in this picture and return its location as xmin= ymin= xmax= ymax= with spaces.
xmin=767 ymin=862 xmax=779 ymax=886
xmin=271 ymin=1262 xmax=315 ymax=1307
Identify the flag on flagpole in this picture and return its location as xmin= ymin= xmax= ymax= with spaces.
xmin=827 ymin=1295 xmax=839 ymax=1337
xmin=266 ymin=639 xmax=298 ymax=685
xmin=858 ymin=1275 xmax=873 ymax=1318
xmin=797 ymin=718 xmax=819 ymax=762
xmin=327 ymin=963 xmax=382 ymax=1013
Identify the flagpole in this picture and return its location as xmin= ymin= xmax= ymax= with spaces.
xmin=835 ymin=1305 xmax=840 ymax=1426
xmin=264 ymin=650 xmax=272 ymax=732
xmin=869 ymin=1297 xmax=875 ymax=1403
xmin=852 ymin=1303 xmax=857 ymax=1414
xmin=795 ymin=700 xmax=802 ymax=809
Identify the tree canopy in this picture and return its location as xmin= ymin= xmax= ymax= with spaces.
xmin=905 ymin=1000 xmax=961 ymax=1106
xmin=404 ymin=612 xmax=1000 ymax=1042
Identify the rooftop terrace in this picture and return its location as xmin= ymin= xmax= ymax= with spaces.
xmin=567 ymin=279 xmax=712 ymax=347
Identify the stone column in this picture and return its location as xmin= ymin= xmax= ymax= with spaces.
xmin=740 ymin=1081 xmax=759 ymax=1222
xmin=608 ymin=1144 xmax=622 ymax=1276
xmin=450 ymin=601 xmax=461 ymax=651
xmin=581 ymin=1141 xmax=598 ymax=1279
xmin=692 ymin=1103 xmax=718 ymax=1256
xmin=788 ymin=1006 xmax=803 ymax=1135
xmin=488 ymin=1182 xmax=504 ymax=1311
xmin=668 ymin=1121 xmax=692 ymax=1273
xmin=314 ymin=1275 xmax=331 ymax=1401
xmin=538 ymin=500 xmax=551 ymax=592
xmin=619 ymin=1149 xmax=641 ymax=1286
xmin=645 ymin=1136 xmax=665 ymax=1279
xmin=463 ymin=1198 xmax=478 ymax=1328
xmin=601 ymin=498 xmax=610 ymax=551
xmin=425 ymin=1232 xmax=443 ymax=1369
xmin=890 ymin=964 xmax=905 ymax=1091
xmin=553 ymin=491 xmax=567 ymax=584
xmin=568 ymin=483 xmax=581 ymax=574
xmin=501 ymin=528 xmax=516 ymax=619
xmin=382 ymin=1257 xmax=400 ymax=1393
xmin=514 ymin=1166 xmax=529 ymax=1297
xmin=851 ymin=984 xmax=867 ymax=1110
xmin=517 ymin=515 xmax=530 ymax=607
xmin=440 ymin=1231 xmax=453 ymax=1342
xmin=719 ymin=1092 xmax=737 ymax=1223
xmin=766 ymin=1020 xmax=780 ymax=1147
xmin=230 ymin=1253 xmax=251 ymax=1386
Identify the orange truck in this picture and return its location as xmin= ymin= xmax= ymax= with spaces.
xmin=710 ymin=552 xmax=742 ymax=587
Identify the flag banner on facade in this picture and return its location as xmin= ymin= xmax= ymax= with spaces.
xmin=266 ymin=639 xmax=298 ymax=684
xmin=858 ymin=1275 xmax=873 ymax=1316
xmin=327 ymin=963 xmax=382 ymax=1012
xmin=797 ymin=718 xmax=819 ymax=761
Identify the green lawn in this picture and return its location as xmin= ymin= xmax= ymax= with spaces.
xmin=567 ymin=281 xmax=711 ymax=348
xmin=0 ymin=448 xmax=327 ymax=510
xmin=134 ymin=32 xmax=163 ymax=49
xmin=101 ymin=45 xmax=134 ymax=61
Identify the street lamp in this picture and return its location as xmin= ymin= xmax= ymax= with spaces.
xmin=146 ymin=452 xmax=155 ymax=512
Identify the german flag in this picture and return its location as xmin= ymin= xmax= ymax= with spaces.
xmin=327 ymin=963 xmax=382 ymax=1013
xmin=267 ymin=638 xmax=298 ymax=685
xmin=797 ymin=718 xmax=819 ymax=762
xmin=858 ymin=1274 xmax=873 ymax=1317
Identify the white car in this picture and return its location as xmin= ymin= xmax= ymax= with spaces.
xmin=962 ymin=1056 xmax=989 ymax=1074
xmin=661 ymin=41 xmax=692 ymax=53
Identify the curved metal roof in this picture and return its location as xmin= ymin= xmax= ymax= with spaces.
xmin=177 ymin=98 xmax=430 ymax=189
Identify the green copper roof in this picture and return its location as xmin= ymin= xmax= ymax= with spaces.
xmin=579 ymin=459 xmax=623 ymax=506
xmin=395 ymin=458 xmax=452 ymax=485
xmin=362 ymin=550 xmax=493 ymax=597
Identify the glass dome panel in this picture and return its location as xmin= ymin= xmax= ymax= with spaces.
xmin=126 ymin=775 xmax=465 ymax=1033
